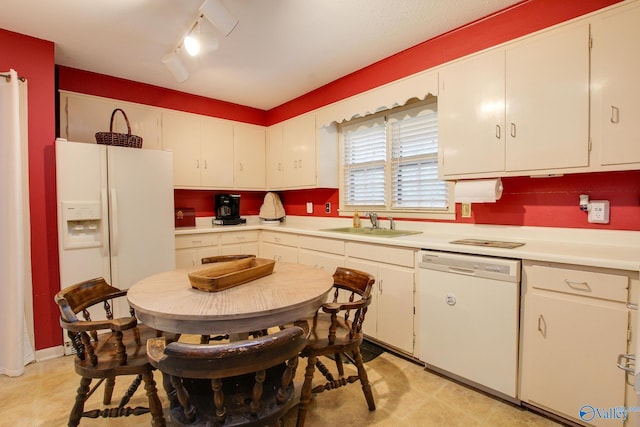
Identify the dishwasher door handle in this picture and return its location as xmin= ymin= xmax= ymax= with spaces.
xmin=448 ymin=266 xmax=476 ymax=276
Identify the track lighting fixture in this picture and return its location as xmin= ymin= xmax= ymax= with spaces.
xmin=200 ymin=0 xmax=239 ymax=37
xmin=162 ymin=0 xmax=237 ymax=82
xmin=162 ymin=51 xmax=190 ymax=83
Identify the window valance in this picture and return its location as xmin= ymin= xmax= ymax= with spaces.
xmin=316 ymin=70 xmax=438 ymax=128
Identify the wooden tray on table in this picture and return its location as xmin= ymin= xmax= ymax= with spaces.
xmin=188 ymin=257 xmax=276 ymax=292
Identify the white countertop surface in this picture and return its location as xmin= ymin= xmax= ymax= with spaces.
xmin=175 ymin=216 xmax=640 ymax=271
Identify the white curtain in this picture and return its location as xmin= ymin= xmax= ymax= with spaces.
xmin=0 ymin=69 xmax=35 ymax=377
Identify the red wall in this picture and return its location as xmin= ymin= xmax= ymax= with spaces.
xmin=0 ymin=29 xmax=59 ymax=350
xmin=57 ymin=66 xmax=266 ymax=126
xmin=267 ymin=0 xmax=621 ymax=124
xmin=459 ymin=172 xmax=640 ymax=231
xmin=2 ymin=0 xmax=636 ymax=352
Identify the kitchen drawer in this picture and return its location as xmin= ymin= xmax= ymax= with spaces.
xmin=298 ymin=235 xmax=344 ymax=255
xmin=219 ymin=230 xmax=259 ymax=245
xmin=175 ymin=233 xmax=219 ymax=249
xmin=346 ymin=242 xmax=415 ymax=268
xmin=261 ymin=231 xmax=298 ymax=247
xmin=524 ymin=262 xmax=629 ymax=303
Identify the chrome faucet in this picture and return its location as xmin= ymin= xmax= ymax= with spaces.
xmin=368 ymin=212 xmax=379 ymax=229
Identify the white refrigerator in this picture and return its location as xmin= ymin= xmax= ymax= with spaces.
xmin=56 ymin=139 xmax=175 ymax=351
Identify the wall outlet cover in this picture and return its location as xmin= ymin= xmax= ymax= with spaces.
xmin=461 ymin=203 xmax=472 ymax=218
xmin=588 ymin=200 xmax=610 ymax=224
xmin=306 ymin=202 xmax=313 ymax=214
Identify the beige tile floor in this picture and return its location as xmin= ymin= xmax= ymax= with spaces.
xmin=0 ymin=348 xmax=562 ymax=427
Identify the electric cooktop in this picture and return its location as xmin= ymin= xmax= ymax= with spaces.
xmin=449 ymin=239 xmax=525 ymax=249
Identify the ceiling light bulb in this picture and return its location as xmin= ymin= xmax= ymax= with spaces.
xmin=184 ymin=34 xmax=201 ymax=56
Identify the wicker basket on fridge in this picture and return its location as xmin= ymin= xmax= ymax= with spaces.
xmin=95 ymin=108 xmax=143 ymax=148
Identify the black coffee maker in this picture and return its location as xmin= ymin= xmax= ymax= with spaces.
xmin=213 ymin=194 xmax=246 ymax=225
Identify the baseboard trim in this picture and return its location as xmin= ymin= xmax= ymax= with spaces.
xmin=35 ymin=345 xmax=65 ymax=362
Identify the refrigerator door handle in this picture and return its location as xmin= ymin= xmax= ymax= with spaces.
xmin=101 ymin=189 xmax=110 ymax=257
xmin=110 ymin=188 xmax=119 ymax=257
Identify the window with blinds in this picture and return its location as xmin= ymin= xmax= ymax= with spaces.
xmin=340 ymin=99 xmax=453 ymax=218
xmin=342 ymin=117 xmax=386 ymax=206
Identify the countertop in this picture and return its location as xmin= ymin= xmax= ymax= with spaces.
xmin=175 ymin=216 xmax=640 ymax=272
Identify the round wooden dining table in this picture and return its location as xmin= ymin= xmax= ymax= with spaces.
xmin=127 ymin=262 xmax=333 ymax=335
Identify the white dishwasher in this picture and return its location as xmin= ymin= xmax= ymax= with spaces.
xmin=417 ymin=250 xmax=521 ymax=401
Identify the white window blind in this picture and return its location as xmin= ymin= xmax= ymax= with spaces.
xmin=389 ymin=105 xmax=448 ymax=209
xmin=340 ymin=100 xmax=451 ymax=214
xmin=342 ymin=117 xmax=386 ymax=206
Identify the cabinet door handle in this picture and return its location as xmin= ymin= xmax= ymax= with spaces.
xmin=564 ymin=279 xmax=591 ymax=292
xmin=196 ymin=160 xmax=200 ymax=169
xmin=203 ymin=160 xmax=208 ymax=169
xmin=610 ymin=105 xmax=620 ymax=124
xmin=510 ymin=123 xmax=516 ymax=138
xmin=537 ymin=314 xmax=546 ymax=337
xmin=617 ymin=353 xmax=636 ymax=386
xmin=379 ymin=279 xmax=383 ymax=294
xmin=495 ymin=125 xmax=501 ymax=139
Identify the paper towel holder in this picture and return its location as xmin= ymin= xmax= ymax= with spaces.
xmin=454 ymin=178 xmax=503 ymax=203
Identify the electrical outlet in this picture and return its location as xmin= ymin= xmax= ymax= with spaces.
xmin=306 ymin=202 xmax=313 ymax=214
xmin=461 ymin=203 xmax=472 ymax=218
xmin=325 ymin=202 xmax=331 ymax=213
xmin=588 ymin=200 xmax=610 ymax=224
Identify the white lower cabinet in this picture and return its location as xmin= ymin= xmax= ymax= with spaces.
xmin=519 ymin=261 xmax=634 ymax=426
xmin=260 ymin=231 xmax=298 ymax=263
xmin=174 ymin=233 xmax=220 ymax=268
xmin=297 ymin=235 xmax=345 ymax=273
xmin=219 ymin=230 xmax=259 ymax=256
xmin=346 ymin=242 xmax=416 ymax=355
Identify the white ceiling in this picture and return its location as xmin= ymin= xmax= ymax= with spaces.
xmin=1 ymin=0 xmax=521 ymax=110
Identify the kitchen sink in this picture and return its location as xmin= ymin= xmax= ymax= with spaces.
xmin=320 ymin=227 xmax=422 ymax=238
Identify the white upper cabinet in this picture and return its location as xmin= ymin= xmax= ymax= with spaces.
xmin=162 ymin=110 xmax=201 ymax=187
xmin=438 ymin=49 xmax=506 ymax=177
xmin=60 ymin=91 xmax=162 ymax=149
xmin=266 ymin=124 xmax=285 ymax=189
xmin=161 ymin=110 xmax=234 ymax=189
xmin=201 ymin=117 xmax=234 ymax=188
xmin=283 ymin=113 xmax=317 ymax=187
xmin=439 ymin=23 xmax=590 ymax=178
xmin=504 ymin=23 xmax=590 ymax=173
xmin=266 ymin=113 xmax=338 ymax=190
xmin=233 ymin=122 xmax=266 ymax=189
xmin=590 ymin=2 xmax=640 ymax=169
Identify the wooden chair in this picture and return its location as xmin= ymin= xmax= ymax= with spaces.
xmin=147 ymin=326 xmax=306 ymax=427
xmin=55 ymin=277 xmax=169 ymax=427
xmin=296 ymin=267 xmax=376 ymax=427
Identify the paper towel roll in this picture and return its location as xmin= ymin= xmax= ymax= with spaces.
xmin=454 ymin=178 xmax=503 ymax=203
